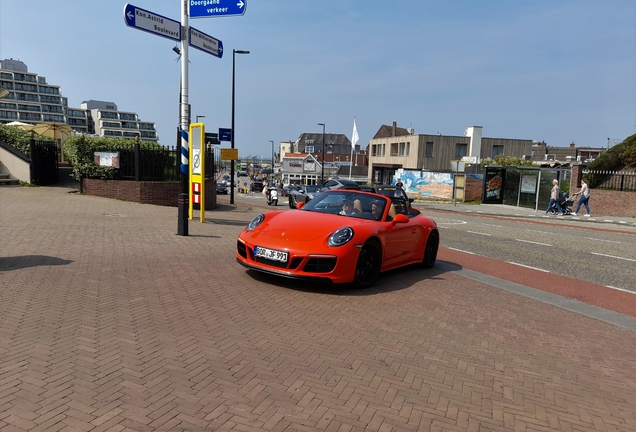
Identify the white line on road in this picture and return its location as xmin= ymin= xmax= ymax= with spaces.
xmin=467 ymin=231 xmax=491 ymax=236
xmin=447 ymin=247 xmax=475 ymax=254
xmin=507 ymin=262 xmax=551 ymax=272
xmin=525 ymin=229 xmax=553 ymax=235
xmin=590 ymin=252 xmax=636 ymax=262
xmin=585 ymin=237 xmax=621 ymax=244
xmin=515 ymin=239 xmax=552 ymax=247
xmin=606 ymin=285 xmax=636 ymax=294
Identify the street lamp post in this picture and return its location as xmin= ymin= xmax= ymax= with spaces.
xmin=269 ymin=140 xmax=274 ymax=182
xmin=318 ymin=123 xmax=325 ymax=184
xmin=195 ymin=115 xmax=205 ymax=123
xmin=231 ymin=49 xmax=250 ymax=204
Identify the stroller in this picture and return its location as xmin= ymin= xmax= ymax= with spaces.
xmin=548 ymin=191 xmax=574 ymax=215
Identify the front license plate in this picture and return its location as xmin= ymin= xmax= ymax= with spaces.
xmin=254 ymin=246 xmax=288 ymax=262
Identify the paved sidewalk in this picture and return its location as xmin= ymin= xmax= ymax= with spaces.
xmin=417 ymin=201 xmax=636 ymax=227
xmin=1 ymin=184 xmax=636 ymax=431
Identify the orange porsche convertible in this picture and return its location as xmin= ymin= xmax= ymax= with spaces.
xmin=236 ymin=190 xmax=439 ymax=287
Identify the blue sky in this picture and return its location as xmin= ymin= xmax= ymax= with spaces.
xmin=1 ymin=0 xmax=634 ymax=159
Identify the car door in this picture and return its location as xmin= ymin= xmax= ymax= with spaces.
xmin=381 ymin=199 xmax=424 ymax=268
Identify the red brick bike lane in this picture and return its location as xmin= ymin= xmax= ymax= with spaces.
xmin=438 ymin=246 xmax=636 ymax=320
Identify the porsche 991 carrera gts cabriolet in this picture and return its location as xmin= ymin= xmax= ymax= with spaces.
xmin=236 ymin=190 xmax=439 ymax=287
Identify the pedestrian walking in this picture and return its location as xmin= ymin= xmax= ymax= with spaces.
xmin=545 ymin=179 xmax=563 ymax=215
xmin=571 ymin=178 xmax=591 ymax=217
xmin=395 ymin=178 xmax=404 ymax=189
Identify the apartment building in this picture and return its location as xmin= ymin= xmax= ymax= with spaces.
xmin=0 ymin=59 xmax=157 ymax=142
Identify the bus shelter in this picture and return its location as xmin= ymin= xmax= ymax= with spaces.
xmin=482 ymin=165 xmax=572 ymax=211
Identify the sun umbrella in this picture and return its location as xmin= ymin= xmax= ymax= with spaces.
xmin=5 ymin=121 xmax=34 ymax=127
xmin=30 ymin=122 xmax=73 ymax=141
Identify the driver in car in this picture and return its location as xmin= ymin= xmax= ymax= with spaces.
xmin=339 ymin=198 xmax=358 ymax=216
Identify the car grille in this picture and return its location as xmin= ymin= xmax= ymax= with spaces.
xmin=241 ymin=244 xmax=336 ymax=274
xmin=303 ymin=257 xmax=337 ymax=273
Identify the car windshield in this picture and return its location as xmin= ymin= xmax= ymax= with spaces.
xmin=301 ymin=191 xmax=388 ymax=220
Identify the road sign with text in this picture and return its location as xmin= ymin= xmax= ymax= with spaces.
xmin=189 ymin=27 xmax=223 ymax=58
xmin=190 ymin=0 xmax=247 ymax=18
xmin=123 ymin=4 xmax=181 ymax=42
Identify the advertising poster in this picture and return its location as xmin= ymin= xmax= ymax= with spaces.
xmin=482 ymin=167 xmax=505 ymax=204
xmin=521 ymin=175 xmax=537 ymax=194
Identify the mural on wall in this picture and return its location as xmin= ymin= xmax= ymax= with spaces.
xmin=392 ymin=170 xmax=484 ymax=200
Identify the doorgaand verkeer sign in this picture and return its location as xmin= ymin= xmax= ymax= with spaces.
xmin=190 ymin=0 xmax=247 ymax=18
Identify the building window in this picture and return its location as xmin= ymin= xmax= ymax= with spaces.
xmin=492 ymin=145 xmax=504 ymax=159
xmin=305 ymin=145 xmax=314 ymax=153
xmin=455 ymin=143 xmax=467 ymax=159
xmin=399 ymin=142 xmax=409 ymax=156
xmin=426 ymin=142 xmax=434 ymax=158
xmin=390 ymin=143 xmax=398 ymax=156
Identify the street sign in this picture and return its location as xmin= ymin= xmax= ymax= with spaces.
xmin=123 ymin=4 xmax=181 ymax=42
xmin=219 ymin=128 xmax=232 ymax=142
xmin=189 ymin=27 xmax=223 ymax=58
xmin=190 ymin=0 xmax=247 ymax=18
xmin=205 ymin=132 xmax=220 ymax=144
xmin=221 ymin=148 xmax=239 ymax=160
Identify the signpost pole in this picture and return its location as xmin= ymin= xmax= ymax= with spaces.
xmin=178 ymin=0 xmax=190 ymax=235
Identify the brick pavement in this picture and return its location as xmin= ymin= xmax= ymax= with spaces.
xmin=1 ymin=185 xmax=636 ymax=431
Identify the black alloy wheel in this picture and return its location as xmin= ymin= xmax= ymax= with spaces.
xmin=422 ymin=230 xmax=439 ymax=269
xmin=353 ymin=240 xmax=382 ymax=287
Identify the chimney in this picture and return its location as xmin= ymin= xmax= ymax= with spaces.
xmin=392 ymin=122 xmax=397 ymax=137
xmin=570 ymin=142 xmax=575 ymax=148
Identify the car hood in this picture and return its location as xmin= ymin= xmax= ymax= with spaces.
xmin=254 ymin=210 xmax=366 ymax=242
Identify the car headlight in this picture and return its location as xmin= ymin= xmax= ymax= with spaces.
xmin=328 ymin=227 xmax=354 ymax=247
xmin=247 ymin=214 xmax=265 ymax=232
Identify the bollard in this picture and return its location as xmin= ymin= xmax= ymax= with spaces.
xmin=178 ymin=193 xmax=188 ymax=236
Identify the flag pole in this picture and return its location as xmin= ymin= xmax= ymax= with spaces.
xmin=349 ymin=116 xmax=358 ymax=180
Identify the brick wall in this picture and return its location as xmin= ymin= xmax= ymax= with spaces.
xmin=571 ymin=164 xmax=635 ymax=218
xmin=82 ymin=179 xmax=217 ymax=210
xmin=581 ymin=190 xmax=636 ymax=218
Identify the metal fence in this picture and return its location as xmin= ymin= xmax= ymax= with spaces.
xmin=30 ymin=139 xmax=59 ymax=185
xmin=583 ymin=169 xmax=636 ymax=192
xmin=114 ymin=144 xmax=222 ymax=181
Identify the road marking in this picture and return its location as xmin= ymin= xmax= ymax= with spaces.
xmin=525 ymin=229 xmax=552 ymax=234
xmin=467 ymin=231 xmax=491 ymax=236
xmin=447 ymin=247 xmax=475 ymax=254
xmin=606 ymin=285 xmax=636 ymax=294
xmin=435 ymin=219 xmax=467 ymax=225
xmin=590 ymin=252 xmax=636 ymax=262
xmin=515 ymin=239 xmax=552 ymax=247
xmin=507 ymin=262 xmax=550 ymax=272
xmin=585 ymin=237 xmax=621 ymax=244
xmin=480 ymin=223 xmax=503 ymax=228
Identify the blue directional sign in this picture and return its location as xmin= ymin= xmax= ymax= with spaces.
xmin=190 ymin=0 xmax=247 ymax=18
xmin=123 ymin=4 xmax=181 ymax=42
xmin=219 ymin=128 xmax=232 ymax=142
xmin=189 ymin=27 xmax=223 ymax=58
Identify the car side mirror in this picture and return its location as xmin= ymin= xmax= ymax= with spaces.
xmin=391 ymin=214 xmax=409 ymax=225
xmin=296 ymin=201 xmax=305 ymax=210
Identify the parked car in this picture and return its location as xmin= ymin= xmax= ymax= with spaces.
xmin=250 ymin=181 xmax=264 ymax=192
xmin=373 ymin=184 xmax=414 ymax=208
xmin=322 ymin=178 xmax=361 ymax=190
xmin=216 ymin=182 xmax=228 ymax=194
xmin=288 ymin=185 xmax=322 ymax=209
xmin=236 ymin=190 xmax=439 ymax=287
xmin=281 ymin=184 xmax=297 ymax=197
